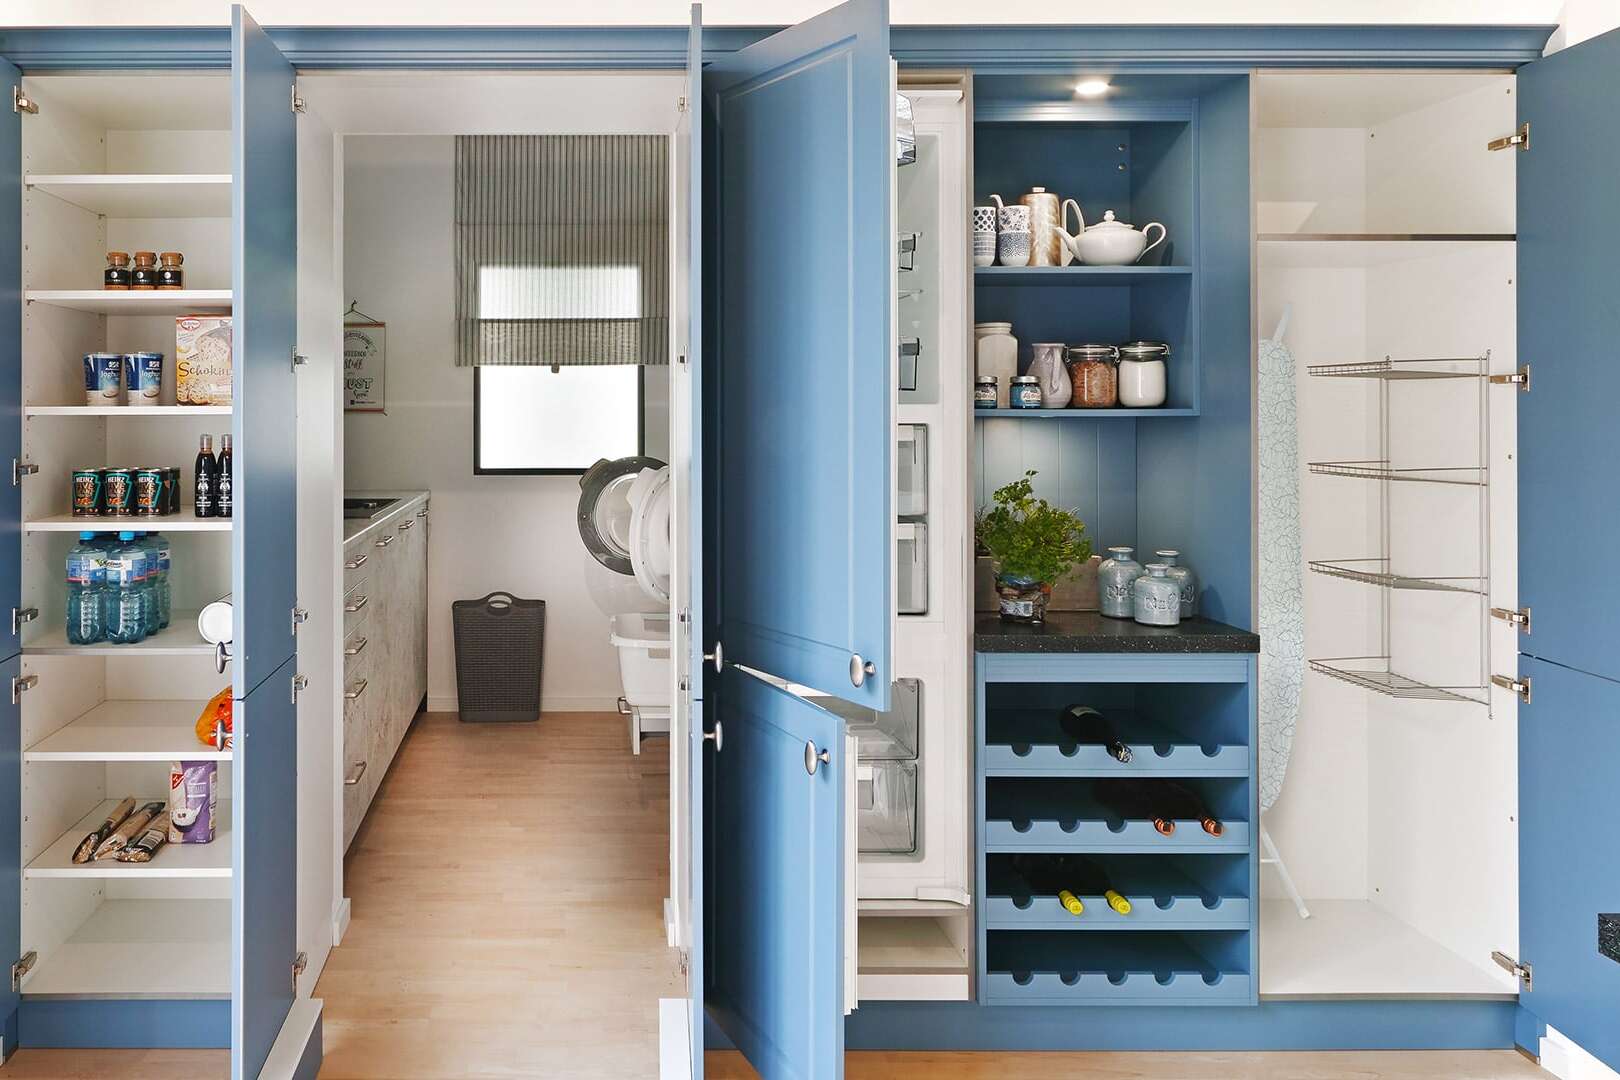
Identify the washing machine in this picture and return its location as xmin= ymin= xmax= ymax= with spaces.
xmin=577 ymin=456 xmax=673 ymax=752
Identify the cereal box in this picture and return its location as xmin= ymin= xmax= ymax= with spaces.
xmin=175 ymin=315 xmax=233 ymax=406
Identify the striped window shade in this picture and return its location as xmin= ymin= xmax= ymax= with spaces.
xmin=454 ymin=134 xmax=669 ymax=366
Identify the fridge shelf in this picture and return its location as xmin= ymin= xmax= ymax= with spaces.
xmin=983 ymin=708 xmax=1248 ymax=777
xmin=1307 ymin=558 xmax=1485 ymax=595
xmin=1306 ymin=355 xmax=1489 ymax=380
xmin=984 ymin=930 xmax=1254 ymax=1006
xmin=1307 ymin=460 xmax=1487 ymax=486
xmin=984 ymin=854 xmax=1251 ymax=930
xmin=1308 ymin=657 xmax=1487 ymax=705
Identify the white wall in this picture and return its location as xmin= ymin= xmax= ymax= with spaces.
xmin=341 ymin=134 xmax=669 ymax=713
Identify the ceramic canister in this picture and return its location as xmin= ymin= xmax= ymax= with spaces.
xmin=974 ymin=322 xmax=1018 ymax=409
xmin=1133 ymin=563 xmax=1182 ymax=626
xmin=1098 ymin=546 xmax=1143 ymax=619
xmin=1021 ymin=188 xmax=1063 ymax=267
xmin=1155 ymin=549 xmax=1198 ymax=618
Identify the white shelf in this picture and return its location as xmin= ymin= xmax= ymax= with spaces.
xmin=25 ymin=612 xmax=209 ymax=656
xmin=28 ymin=512 xmax=231 ymax=533
xmin=24 ymin=290 xmax=231 ymax=316
xmin=1257 ymin=236 xmax=1514 ymax=269
xmin=26 ymin=699 xmax=225 ymax=762
xmin=25 ymin=173 xmax=232 ymax=219
xmin=26 ymin=405 xmax=232 ymax=417
xmin=27 ymin=799 xmax=231 ymax=879
xmin=856 ymin=915 xmax=970 ymax=1002
xmin=20 ymin=899 xmax=229 ymax=1000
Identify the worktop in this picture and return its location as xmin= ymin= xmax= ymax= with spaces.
xmin=343 ymin=490 xmax=430 ymax=544
xmin=974 ymin=611 xmax=1260 ymax=654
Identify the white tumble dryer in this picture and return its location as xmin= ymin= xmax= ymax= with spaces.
xmin=576 ymin=456 xmax=673 ymax=752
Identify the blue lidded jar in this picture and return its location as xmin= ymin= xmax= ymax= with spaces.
xmin=1009 ymin=374 xmax=1042 ymax=410
xmin=1133 ymin=563 xmax=1182 ymax=626
xmin=974 ymin=375 xmax=998 ymax=410
xmin=1098 ymin=546 xmax=1143 ymax=619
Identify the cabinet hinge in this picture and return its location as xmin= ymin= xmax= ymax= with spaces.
xmin=1487 ymin=121 xmax=1529 ymax=152
xmin=292 ymin=950 xmax=308 ymax=992
xmin=12 ymin=86 xmax=38 ymax=115
xmin=677 ymin=95 xmax=688 ymax=114
xmin=1491 ymin=673 xmax=1532 ymax=704
xmin=12 ymin=459 xmax=38 ymax=487
xmin=292 ymin=606 xmax=309 ymax=635
xmin=11 ymin=951 xmax=36 ymax=992
xmin=11 ymin=607 xmax=38 ymax=638
xmin=292 ymin=347 xmax=308 ymax=370
xmin=1490 ymin=606 xmax=1531 ymax=634
xmin=677 ymin=353 xmax=688 ymax=367
xmin=291 ymin=84 xmax=306 ymax=114
xmin=1488 ymin=365 xmax=1531 ymax=392
xmin=291 ymin=673 xmax=308 ymax=705
xmin=1491 ymin=950 xmax=1532 ymax=990
xmin=11 ymin=674 xmax=38 ymax=706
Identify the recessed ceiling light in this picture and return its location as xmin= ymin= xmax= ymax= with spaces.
xmin=1074 ymin=79 xmax=1111 ymax=98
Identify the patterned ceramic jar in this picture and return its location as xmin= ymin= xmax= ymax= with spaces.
xmin=1098 ymin=546 xmax=1143 ymax=619
xmin=997 ymin=230 xmax=1031 ymax=267
xmin=1155 ymin=550 xmax=1198 ymax=618
xmin=1133 ymin=563 xmax=1182 ymax=626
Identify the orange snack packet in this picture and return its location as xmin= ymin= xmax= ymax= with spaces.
xmin=196 ymin=686 xmax=233 ymax=750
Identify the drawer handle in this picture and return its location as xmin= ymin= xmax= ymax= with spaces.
xmin=416 ymin=508 xmax=428 ymax=518
xmin=344 ymin=678 xmax=369 ymax=700
xmin=374 ymin=534 xmax=395 ymax=548
xmin=398 ymin=519 xmax=415 ymax=531
xmin=344 ymin=594 xmax=369 ymax=613
xmin=344 ymin=635 xmax=369 ymax=657
xmin=344 ymin=760 xmax=368 ymax=786
xmin=344 ymin=552 xmax=368 ymax=570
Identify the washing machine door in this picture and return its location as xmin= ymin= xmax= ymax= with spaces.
xmin=627 ymin=465 xmax=673 ymax=605
xmin=577 ymin=455 xmax=666 ymax=576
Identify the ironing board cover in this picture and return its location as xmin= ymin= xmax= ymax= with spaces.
xmin=1257 ymin=323 xmax=1303 ymax=812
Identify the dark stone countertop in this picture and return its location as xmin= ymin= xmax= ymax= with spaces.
xmin=975 ymin=610 xmax=1260 ymax=654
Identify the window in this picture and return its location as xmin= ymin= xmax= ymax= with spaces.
xmin=474 ymin=365 xmax=644 ymax=475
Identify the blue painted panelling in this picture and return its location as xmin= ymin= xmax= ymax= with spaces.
xmin=707 ymin=0 xmax=891 ymax=710
xmin=975 ymin=419 xmax=1137 ymax=556
xmin=231 ymin=4 xmax=299 ymax=698
xmin=20 ymin=1000 xmax=230 ymax=1049
xmin=1516 ymin=26 xmax=1620 ymax=684
xmin=1517 ymin=657 xmax=1620 ymax=1071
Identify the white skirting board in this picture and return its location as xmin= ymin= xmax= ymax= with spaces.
xmin=659 ymin=998 xmax=693 ymax=1080
xmin=1540 ymin=1026 xmax=1620 ymax=1080
xmin=259 ymin=998 xmax=324 ymax=1080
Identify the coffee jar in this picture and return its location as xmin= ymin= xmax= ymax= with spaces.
xmin=1067 ymin=344 xmax=1119 ymax=409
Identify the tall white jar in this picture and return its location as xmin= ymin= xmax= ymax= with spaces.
xmin=974 ymin=322 xmax=1018 ymax=409
xmin=1117 ymin=340 xmax=1169 ymax=408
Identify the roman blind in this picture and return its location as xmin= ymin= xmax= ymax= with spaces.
xmin=454 ymin=134 xmax=669 ymax=366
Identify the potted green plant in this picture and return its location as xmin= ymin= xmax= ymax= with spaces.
xmin=975 ymin=470 xmax=1093 ymax=623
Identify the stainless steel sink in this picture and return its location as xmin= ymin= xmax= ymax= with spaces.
xmin=343 ymin=497 xmax=399 ymax=520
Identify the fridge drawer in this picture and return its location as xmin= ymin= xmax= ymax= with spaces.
xmin=859 ymin=760 xmax=918 ymax=855
xmin=897 ymin=424 xmax=927 ymax=517
xmin=898 ymin=521 xmax=927 ymax=615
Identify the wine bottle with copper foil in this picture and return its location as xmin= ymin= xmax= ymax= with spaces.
xmin=1093 ymin=778 xmax=1179 ymax=837
xmin=1058 ymin=704 xmax=1132 ymax=764
xmin=1159 ymin=779 xmax=1225 ymax=837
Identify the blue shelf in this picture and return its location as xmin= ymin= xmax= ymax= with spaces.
xmin=984 ymin=709 xmax=1249 ymax=778
xmin=976 ymin=408 xmax=1198 ymax=419
xmin=975 ymin=265 xmax=1192 ymax=286
xmin=984 ymin=856 xmax=1251 ymax=931
xmin=985 ymin=931 xmax=1254 ymax=1006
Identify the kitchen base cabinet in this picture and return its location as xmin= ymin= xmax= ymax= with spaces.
xmin=341 ymin=493 xmax=428 ymax=849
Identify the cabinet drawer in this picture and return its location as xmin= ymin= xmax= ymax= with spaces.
xmin=343 ymin=656 xmax=373 ymax=732
xmin=342 ymin=545 xmax=372 ymax=592
xmin=342 ymin=584 xmax=373 ymax=636
xmin=342 ymin=618 xmax=372 ymax=678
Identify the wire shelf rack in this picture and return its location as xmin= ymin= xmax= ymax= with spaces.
xmin=1307 ymin=355 xmax=1489 ymax=380
xmin=1307 ymin=460 xmax=1487 ymax=486
xmin=1308 ymin=658 xmax=1488 ymax=705
xmin=1307 ymin=558 xmax=1486 ymax=595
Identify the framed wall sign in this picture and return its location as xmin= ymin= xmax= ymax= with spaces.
xmin=344 ymin=306 xmax=386 ymax=412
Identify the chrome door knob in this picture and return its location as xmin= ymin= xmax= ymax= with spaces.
xmin=849 ymin=653 xmax=876 ymax=688
xmin=804 ymin=740 xmax=830 ymax=776
xmin=704 ymin=642 xmax=724 ymax=674
xmin=702 ymin=722 xmax=724 ymax=752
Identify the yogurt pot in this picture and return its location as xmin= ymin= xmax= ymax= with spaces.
xmin=84 ymin=353 xmax=124 ymax=405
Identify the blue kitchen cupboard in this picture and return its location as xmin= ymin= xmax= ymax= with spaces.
xmin=0 ymin=7 xmax=315 ymax=1077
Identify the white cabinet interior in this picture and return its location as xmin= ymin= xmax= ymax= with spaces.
xmin=1254 ymin=72 xmax=1520 ymax=999
xmin=13 ymin=72 xmax=237 ymax=1001
xmin=342 ymin=495 xmax=429 ymax=850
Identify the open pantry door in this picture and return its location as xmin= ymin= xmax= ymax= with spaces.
xmin=1512 ymin=24 xmax=1620 ymax=1073
xmin=0 ymin=57 xmax=22 ymax=1060
xmin=231 ymin=8 xmax=316 ymax=1080
xmin=702 ymin=0 xmax=891 ymax=1076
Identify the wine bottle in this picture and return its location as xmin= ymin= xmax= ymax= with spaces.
xmin=1011 ymin=854 xmax=1132 ymax=916
xmin=1058 ymin=704 xmax=1132 ymax=763
xmin=1093 ymin=778 xmax=1177 ymax=836
xmin=193 ymin=434 xmax=217 ymax=518
xmin=217 ymin=433 xmax=233 ymax=519
xmin=1159 ymin=780 xmax=1225 ymax=837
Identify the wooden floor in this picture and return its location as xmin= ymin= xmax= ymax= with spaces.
xmin=0 ymin=712 xmax=1555 ymax=1080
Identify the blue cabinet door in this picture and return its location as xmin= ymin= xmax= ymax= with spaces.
xmin=1516 ymin=27 xmax=1620 ymax=683
xmin=231 ymin=4 xmax=298 ymax=698
xmin=232 ymin=658 xmax=303 ymax=1080
xmin=708 ymin=672 xmax=846 ymax=1080
xmin=705 ymin=0 xmax=893 ymax=711
xmin=1517 ymin=657 xmax=1620 ymax=1070
xmin=0 ymin=57 xmax=21 ymax=663
xmin=0 ymin=655 xmax=18 ymax=1059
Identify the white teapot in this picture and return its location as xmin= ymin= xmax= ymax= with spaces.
xmin=1058 ymin=202 xmax=1167 ymax=266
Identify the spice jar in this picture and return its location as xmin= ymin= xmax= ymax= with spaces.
xmin=157 ymin=252 xmax=184 ymax=290
xmin=1009 ymin=374 xmax=1043 ymax=410
xmin=974 ymin=375 xmax=998 ymax=410
xmin=130 ymin=252 xmax=159 ymax=290
xmin=1118 ymin=340 xmax=1170 ymax=408
xmin=1066 ymin=344 xmax=1118 ymax=408
xmin=104 ymin=252 xmax=132 ymax=290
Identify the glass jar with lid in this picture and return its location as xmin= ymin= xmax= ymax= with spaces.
xmin=1155 ymin=549 xmax=1198 ymax=617
xmin=1009 ymin=374 xmax=1042 ymax=410
xmin=156 ymin=251 xmax=184 ymax=290
xmin=974 ymin=375 xmax=998 ymax=410
xmin=1066 ymin=344 xmax=1118 ymax=408
xmin=130 ymin=251 xmax=159 ymax=290
xmin=1117 ymin=340 xmax=1170 ymax=408
xmin=1133 ymin=563 xmax=1182 ymax=626
xmin=1098 ymin=545 xmax=1142 ymax=618
xmin=104 ymin=251 xmax=131 ymax=290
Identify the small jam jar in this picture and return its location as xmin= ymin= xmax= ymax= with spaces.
xmin=974 ymin=375 xmax=998 ymax=409
xmin=130 ymin=252 xmax=159 ymax=290
xmin=156 ymin=252 xmax=184 ymax=290
xmin=1009 ymin=374 xmax=1043 ymax=410
xmin=104 ymin=251 xmax=131 ymax=290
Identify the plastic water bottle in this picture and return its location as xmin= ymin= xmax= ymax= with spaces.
xmin=138 ymin=534 xmax=162 ymax=636
xmin=107 ymin=531 xmax=147 ymax=645
xmin=65 ymin=532 xmax=108 ymax=645
xmin=148 ymin=532 xmax=172 ymax=630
